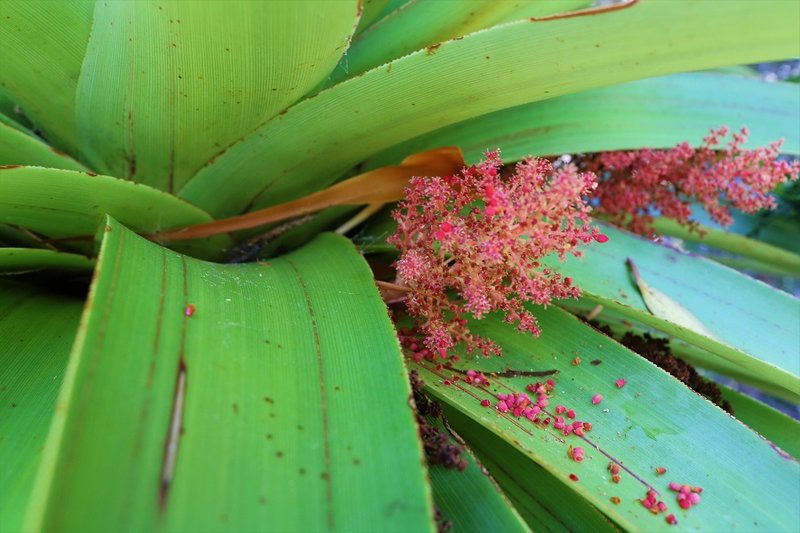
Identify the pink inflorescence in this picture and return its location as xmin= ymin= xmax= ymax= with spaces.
xmin=389 ymin=150 xmax=605 ymax=358
xmin=588 ymin=126 xmax=799 ymax=236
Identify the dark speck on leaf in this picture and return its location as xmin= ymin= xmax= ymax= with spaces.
xmin=590 ymin=359 xmax=602 ymax=365
xmin=425 ymin=43 xmax=442 ymax=55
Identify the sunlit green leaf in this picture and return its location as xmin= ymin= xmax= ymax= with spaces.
xmin=720 ymin=385 xmax=800 ymax=461
xmin=24 ymin=219 xmax=433 ymax=532
xmin=0 ymin=166 xmax=230 ymax=259
xmin=0 ymin=122 xmax=87 ymax=171
xmin=74 ymin=1 xmax=360 ymax=192
xmin=411 ymin=307 xmax=799 ymax=531
xmin=0 ymin=0 xmax=94 ymax=155
xmin=551 ymin=222 xmax=800 ymax=400
xmin=324 ymin=0 xmax=592 ymax=88
xmin=449 ymin=409 xmax=620 ymax=532
xmin=180 ymin=0 xmax=800 ymax=217
xmin=364 ymin=73 xmax=800 ymax=169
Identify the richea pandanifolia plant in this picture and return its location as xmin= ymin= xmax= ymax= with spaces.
xmin=588 ymin=126 xmax=800 ymax=236
xmin=389 ymin=150 xmax=607 ymax=358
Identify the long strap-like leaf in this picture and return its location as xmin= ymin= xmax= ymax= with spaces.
xmin=24 ymin=219 xmax=433 ymax=533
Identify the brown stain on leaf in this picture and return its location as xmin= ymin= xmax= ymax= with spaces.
xmin=425 ymin=43 xmax=442 ymax=55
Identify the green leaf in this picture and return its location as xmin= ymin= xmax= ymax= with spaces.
xmin=364 ymin=73 xmax=800 ymax=169
xmin=353 ymin=0 xmax=392 ymax=36
xmin=0 ymin=248 xmax=95 ymax=274
xmin=0 ymin=89 xmax=34 ymax=131
xmin=411 ymin=307 xmax=800 ymax=531
xmin=0 ymin=166 xmax=231 ymax=259
xmin=0 ymin=280 xmax=83 ymax=533
xmin=550 ymin=222 xmax=800 ymax=400
xmin=652 ymin=217 xmax=800 ymax=277
xmin=324 ymin=0 xmax=593 ymax=89
xmin=423 ymin=416 xmax=530 ymax=533
xmin=0 ymin=0 xmax=94 ymax=155
xmin=74 ymin=1 xmax=360 ymax=192
xmin=24 ymin=219 xmax=433 ymax=532
xmin=560 ymin=298 xmax=798 ymax=402
xmin=688 ymin=207 xmax=800 ymax=256
xmin=447 ymin=408 xmax=620 ymax=532
xmin=627 ymin=258 xmax=719 ymax=341
xmin=719 ymin=385 xmax=800 ymax=461
xmin=0 ymin=121 xmax=87 ymax=171
xmin=179 ymin=0 xmax=800 ymax=217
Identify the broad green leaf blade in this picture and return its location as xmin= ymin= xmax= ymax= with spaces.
xmin=0 ymin=121 xmax=87 ymax=171
xmin=323 ymin=0 xmax=592 ymax=89
xmin=353 ymin=0 xmax=392 ymax=36
xmin=0 ymin=166 xmax=230 ymax=259
xmin=550 ymin=223 xmax=800 ymax=400
xmin=0 ymin=0 xmax=94 ymax=155
xmin=424 ymin=416 xmax=530 ymax=533
xmin=720 ymin=385 xmax=800 ymax=461
xmin=0 ymin=280 xmax=83 ymax=533
xmin=364 ymin=73 xmax=800 ymax=169
xmin=652 ymin=217 xmax=800 ymax=277
xmin=411 ymin=307 xmax=800 ymax=532
xmin=180 ymin=0 xmax=800 ymax=217
xmin=689 ymin=206 xmax=800 ymax=256
xmin=627 ymin=259 xmax=719 ymax=341
xmin=0 ymin=248 xmax=94 ymax=274
xmin=76 ymin=0 xmax=360 ymax=192
xmin=25 ymin=219 xmax=433 ymax=533
xmin=447 ymin=408 xmax=620 ymax=532
xmin=560 ymin=298 xmax=798 ymax=402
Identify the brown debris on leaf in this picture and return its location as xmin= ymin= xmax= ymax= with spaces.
xmin=410 ymin=370 xmax=467 ymax=471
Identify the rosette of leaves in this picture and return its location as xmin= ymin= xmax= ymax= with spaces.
xmin=1 ymin=1 xmax=799 ymax=532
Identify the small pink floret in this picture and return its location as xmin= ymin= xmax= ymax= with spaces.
xmin=666 ymin=514 xmax=677 ymax=525
xmin=480 ymin=399 xmax=491 ymax=407
xmin=591 ymin=393 xmax=603 ymax=405
xmin=572 ymin=447 xmax=584 ymax=462
xmin=555 ymin=404 xmax=566 ymax=414
xmin=566 ymin=409 xmax=576 ymax=419
xmin=497 ymin=400 xmax=509 ymax=413
xmin=615 ymin=378 xmax=626 ymax=388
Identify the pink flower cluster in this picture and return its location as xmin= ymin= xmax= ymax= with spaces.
xmin=588 ymin=127 xmax=799 ymax=235
xmin=389 ymin=151 xmax=604 ymax=357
